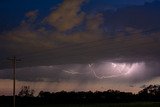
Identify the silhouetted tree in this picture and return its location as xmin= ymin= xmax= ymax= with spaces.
xmin=18 ymin=86 xmax=35 ymax=97
xmin=138 ymin=85 xmax=160 ymax=96
xmin=38 ymin=91 xmax=50 ymax=97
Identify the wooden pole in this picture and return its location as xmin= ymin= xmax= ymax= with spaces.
xmin=8 ymin=56 xmax=21 ymax=107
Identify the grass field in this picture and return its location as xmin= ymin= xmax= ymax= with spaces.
xmin=19 ymin=102 xmax=160 ymax=107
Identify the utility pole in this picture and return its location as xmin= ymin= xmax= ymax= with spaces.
xmin=8 ymin=56 xmax=21 ymax=107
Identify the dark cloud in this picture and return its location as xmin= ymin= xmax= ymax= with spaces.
xmin=1 ymin=61 xmax=160 ymax=85
xmin=2 ymin=0 xmax=160 ymax=95
xmin=0 ymin=0 xmax=160 ymax=79
xmin=0 ymin=64 xmax=94 ymax=83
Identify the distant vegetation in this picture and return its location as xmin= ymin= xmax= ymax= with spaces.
xmin=1 ymin=85 xmax=160 ymax=107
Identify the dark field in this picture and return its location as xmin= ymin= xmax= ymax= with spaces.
xmin=10 ymin=102 xmax=160 ymax=107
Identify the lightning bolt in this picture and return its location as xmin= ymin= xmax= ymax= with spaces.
xmin=88 ymin=63 xmax=131 ymax=79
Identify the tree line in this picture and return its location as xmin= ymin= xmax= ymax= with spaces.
xmin=1 ymin=85 xmax=160 ymax=106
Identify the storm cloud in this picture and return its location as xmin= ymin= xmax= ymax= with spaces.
xmin=0 ymin=0 xmax=160 ymax=89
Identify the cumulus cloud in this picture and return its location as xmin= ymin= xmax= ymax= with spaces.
xmin=45 ymin=0 xmax=85 ymax=32
xmin=1 ymin=25 xmax=54 ymax=55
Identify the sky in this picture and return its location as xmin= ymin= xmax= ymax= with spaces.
xmin=0 ymin=0 xmax=160 ymax=95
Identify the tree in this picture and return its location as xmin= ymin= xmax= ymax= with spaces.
xmin=138 ymin=85 xmax=160 ymax=96
xmin=18 ymin=86 xmax=35 ymax=97
xmin=38 ymin=91 xmax=52 ymax=98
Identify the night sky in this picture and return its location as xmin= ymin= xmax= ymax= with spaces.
xmin=0 ymin=0 xmax=160 ymax=95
